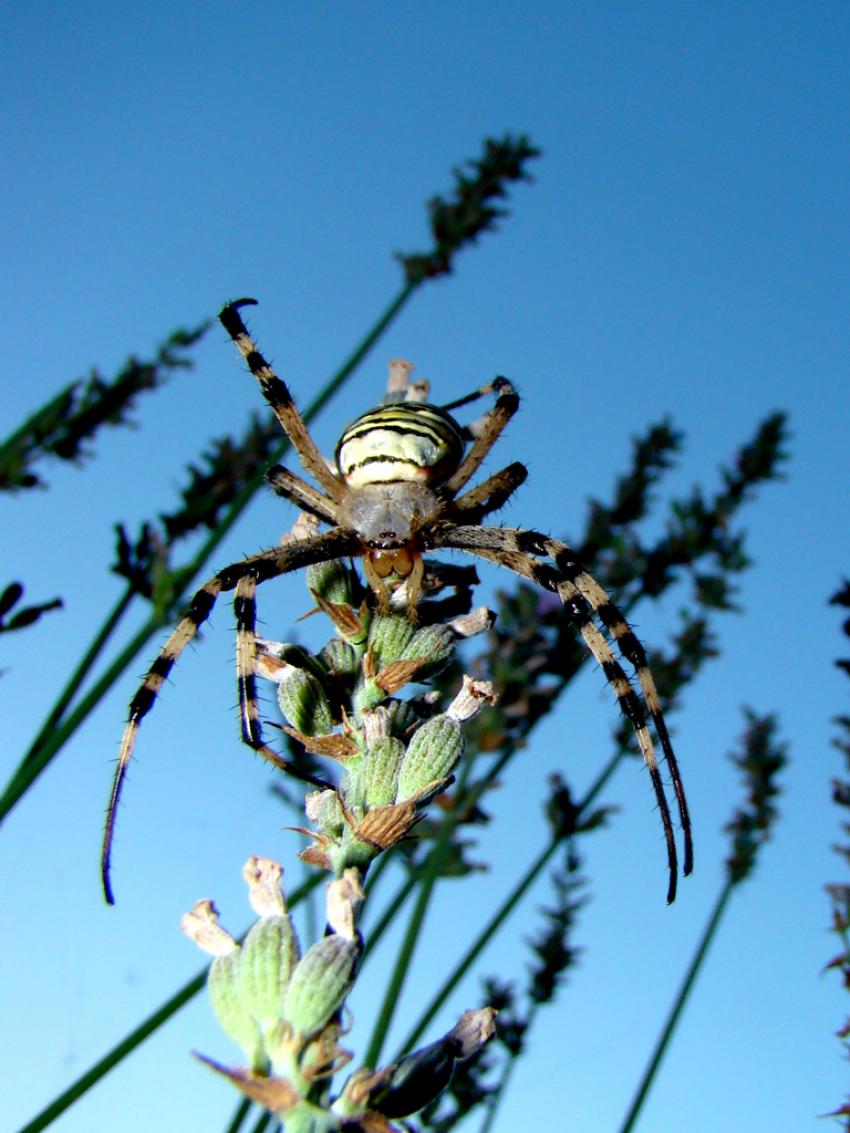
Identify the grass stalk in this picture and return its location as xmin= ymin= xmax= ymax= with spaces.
xmin=617 ymin=882 xmax=734 ymax=1133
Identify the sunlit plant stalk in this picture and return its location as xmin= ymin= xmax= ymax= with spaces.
xmin=617 ymin=711 xmax=786 ymax=1133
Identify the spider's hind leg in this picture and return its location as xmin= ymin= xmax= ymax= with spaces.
xmin=542 ymin=536 xmax=693 ymax=880
xmin=442 ymin=377 xmax=520 ymax=497
xmin=449 ymin=461 xmax=528 ymax=522
xmin=102 ymin=573 xmax=225 ymax=903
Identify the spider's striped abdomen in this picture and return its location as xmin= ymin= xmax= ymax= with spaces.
xmin=335 ymin=402 xmax=465 ymax=489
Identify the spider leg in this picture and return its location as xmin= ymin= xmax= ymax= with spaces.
xmin=520 ymin=529 xmax=693 ymax=881
xmin=442 ymin=377 xmax=520 ymax=497
xmin=219 ymin=299 xmax=344 ymax=502
xmin=448 ymin=461 xmax=528 ymax=521
xmin=233 ymin=572 xmax=325 ymax=776
xmin=428 ymin=522 xmax=690 ymax=903
xmin=101 ymin=527 xmax=360 ymax=904
xmin=266 ymin=464 xmax=339 ymax=525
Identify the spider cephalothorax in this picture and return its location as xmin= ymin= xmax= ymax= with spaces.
xmin=101 ymin=298 xmax=692 ymax=905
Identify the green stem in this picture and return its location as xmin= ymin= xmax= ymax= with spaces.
xmin=224 ymin=1098 xmax=253 ymax=1133
xmin=16 ymin=966 xmax=208 ymax=1133
xmin=0 ymin=382 xmax=78 ymax=477
xmin=617 ymin=880 xmax=735 ymax=1133
xmin=362 ymin=872 xmax=418 ymax=960
xmin=399 ymin=831 xmax=561 ymax=1056
xmin=247 ymin=1110 xmax=274 ymax=1133
xmin=0 ymin=281 xmax=418 ymax=825
xmin=0 ymin=610 xmax=169 ymax=821
xmin=394 ymin=725 xmax=625 ymax=1056
xmin=473 ymin=749 xmax=640 ymax=1133
xmin=21 ymin=585 xmax=135 ymax=766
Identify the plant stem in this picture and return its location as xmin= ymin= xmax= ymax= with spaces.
xmin=363 ymin=755 xmax=474 ymax=1069
xmin=20 ymin=585 xmax=135 ymax=764
xmin=224 ymin=1098 xmax=253 ymax=1133
xmin=617 ymin=881 xmax=734 ymax=1133
xmin=393 ymin=721 xmax=625 ymax=1057
xmin=0 ymin=610 xmax=167 ymax=821
xmin=0 ymin=382 xmax=78 ymax=478
xmin=399 ymin=831 xmax=561 ymax=1056
xmin=16 ymin=967 xmax=208 ymax=1133
xmin=361 ymin=872 xmax=418 ymax=960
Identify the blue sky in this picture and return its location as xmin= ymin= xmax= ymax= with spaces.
xmin=2 ymin=4 xmax=849 ymax=1131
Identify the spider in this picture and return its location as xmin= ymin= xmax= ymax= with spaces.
xmin=101 ymin=298 xmax=692 ymax=904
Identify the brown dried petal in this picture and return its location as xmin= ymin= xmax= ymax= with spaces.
xmin=355 ymin=801 xmax=419 ymax=849
xmin=312 ymin=592 xmax=365 ymax=638
xmin=300 ymin=845 xmax=333 ymax=870
xmin=192 ymin=1053 xmax=299 ymax=1113
xmin=282 ymin=726 xmax=359 ymax=761
xmin=374 ymin=658 xmax=429 ymax=694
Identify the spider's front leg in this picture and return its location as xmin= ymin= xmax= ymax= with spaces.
xmin=219 ymin=299 xmax=345 ymax=503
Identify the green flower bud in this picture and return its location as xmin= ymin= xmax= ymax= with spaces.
xmin=353 ymin=677 xmax=391 ymax=714
xmin=359 ymin=736 xmax=406 ymax=807
xmin=385 ymin=698 xmax=419 ymax=736
xmin=277 ymin=669 xmax=334 ymax=735
xmin=397 ymin=715 xmax=464 ymax=801
xmin=399 ymin=624 xmax=455 ymax=673
xmin=207 ymin=950 xmax=266 ymax=1069
xmin=306 ymin=788 xmax=345 ymax=837
xmin=306 ymin=558 xmax=355 ymax=605
xmin=368 ymin=613 xmax=416 ymax=666
xmin=237 ymin=915 xmax=301 ymax=1031
xmin=283 ymin=934 xmax=360 ymax=1038
xmin=321 ymin=637 xmax=359 ymax=679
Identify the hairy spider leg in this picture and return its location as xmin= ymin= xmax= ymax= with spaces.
xmin=520 ymin=529 xmax=693 ymax=881
xmin=102 ymin=529 xmax=359 ymax=904
xmin=428 ymin=522 xmax=689 ymax=903
xmin=449 ymin=461 xmax=529 ymax=520
xmin=233 ymin=571 xmax=328 ymax=774
xmin=442 ymin=377 xmax=520 ymax=496
xmin=219 ymin=299 xmax=345 ymax=502
xmin=266 ymin=465 xmax=339 ymax=525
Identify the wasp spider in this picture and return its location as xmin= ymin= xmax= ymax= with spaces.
xmin=101 ymin=298 xmax=692 ymax=904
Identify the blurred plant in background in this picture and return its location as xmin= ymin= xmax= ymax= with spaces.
xmin=826 ymin=581 xmax=850 ymax=1129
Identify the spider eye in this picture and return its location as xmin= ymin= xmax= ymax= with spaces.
xmin=336 ymin=403 xmax=464 ymax=488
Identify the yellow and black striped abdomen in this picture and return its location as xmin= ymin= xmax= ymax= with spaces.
xmin=335 ymin=402 xmax=465 ymax=488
